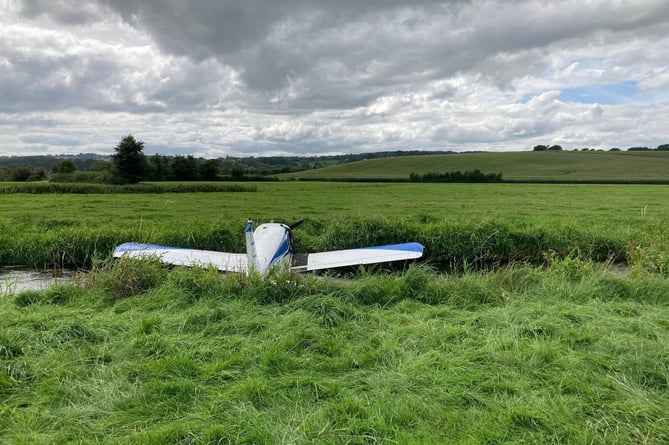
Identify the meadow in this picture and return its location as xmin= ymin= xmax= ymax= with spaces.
xmin=1 ymin=181 xmax=668 ymax=443
xmin=1 ymin=182 xmax=668 ymax=270
xmin=280 ymin=150 xmax=669 ymax=182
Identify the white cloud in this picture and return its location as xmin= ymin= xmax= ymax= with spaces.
xmin=1 ymin=0 xmax=668 ymax=156
xmin=639 ymin=71 xmax=669 ymax=90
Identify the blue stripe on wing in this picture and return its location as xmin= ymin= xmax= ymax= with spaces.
xmin=114 ymin=242 xmax=188 ymax=253
xmin=361 ymin=242 xmax=424 ymax=253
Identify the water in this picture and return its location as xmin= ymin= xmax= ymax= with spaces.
xmin=0 ymin=262 xmax=631 ymax=296
xmin=0 ymin=267 xmax=75 ymax=295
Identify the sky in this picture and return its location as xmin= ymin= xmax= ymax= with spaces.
xmin=1 ymin=0 xmax=669 ymax=158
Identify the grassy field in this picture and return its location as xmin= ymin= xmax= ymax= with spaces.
xmin=280 ymin=150 xmax=669 ymax=181
xmin=1 ymin=182 xmax=668 ymax=443
xmin=1 ymin=182 xmax=668 ymax=270
xmin=1 ymin=261 xmax=668 ymax=443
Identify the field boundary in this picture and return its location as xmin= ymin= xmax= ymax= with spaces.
xmin=0 ymin=182 xmax=257 ymax=194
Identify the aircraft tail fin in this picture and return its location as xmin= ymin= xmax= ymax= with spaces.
xmin=245 ymin=216 xmax=257 ymax=272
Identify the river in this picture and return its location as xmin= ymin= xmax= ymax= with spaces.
xmin=0 ymin=267 xmax=76 ymax=295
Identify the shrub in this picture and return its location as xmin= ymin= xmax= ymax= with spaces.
xmin=409 ymin=170 xmax=503 ymax=183
xmin=49 ymin=171 xmax=109 ymax=183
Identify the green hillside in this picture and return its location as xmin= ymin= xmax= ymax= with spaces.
xmin=281 ymin=150 xmax=669 ymax=182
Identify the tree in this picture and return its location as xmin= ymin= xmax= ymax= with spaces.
xmin=112 ymin=135 xmax=146 ymax=184
xmin=230 ymin=167 xmax=246 ymax=180
xmin=51 ymin=159 xmax=76 ymax=174
xmin=90 ymin=160 xmax=112 ymax=171
xmin=657 ymin=144 xmax=669 ymax=151
xmin=547 ymin=145 xmax=563 ymax=151
xmin=9 ymin=167 xmax=32 ymax=181
xmin=170 ymin=155 xmax=199 ymax=181
xmin=200 ymin=159 xmax=221 ymax=181
xmin=30 ymin=168 xmax=48 ymax=181
xmin=147 ymin=154 xmax=169 ymax=181
xmin=8 ymin=167 xmax=46 ymax=181
xmin=533 ymin=145 xmax=549 ymax=151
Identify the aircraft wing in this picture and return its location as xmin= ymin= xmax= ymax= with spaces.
xmin=296 ymin=242 xmax=423 ymax=272
xmin=113 ymin=242 xmax=248 ymax=273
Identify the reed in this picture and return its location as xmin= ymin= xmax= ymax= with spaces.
xmin=0 ymin=215 xmax=633 ymax=272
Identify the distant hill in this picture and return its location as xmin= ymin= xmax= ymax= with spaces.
xmin=279 ymin=150 xmax=669 ymax=182
xmin=0 ymin=154 xmax=109 ymax=172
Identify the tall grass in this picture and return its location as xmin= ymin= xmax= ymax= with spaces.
xmin=1 ymin=261 xmax=667 ymax=443
xmin=0 ymin=215 xmax=632 ymax=271
xmin=1 ymin=182 xmax=667 ymax=272
xmin=0 ymin=218 xmax=246 ymax=270
xmin=0 ymin=182 xmax=256 ymax=194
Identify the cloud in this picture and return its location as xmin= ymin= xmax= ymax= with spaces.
xmin=2 ymin=0 xmax=669 ymax=156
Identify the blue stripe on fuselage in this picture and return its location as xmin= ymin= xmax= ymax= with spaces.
xmin=268 ymin=237 xmax=291 ymax=267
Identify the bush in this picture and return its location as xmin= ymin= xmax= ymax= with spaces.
xmin=50 ymin=159 xmax=77 ymax=174
xmin=410 ymin=170 xmax=502 ymax=183
xmin=49 ymin=171 xmax=109 ymax=183
xmin=5 ymin=167 xmax=47 ymax=182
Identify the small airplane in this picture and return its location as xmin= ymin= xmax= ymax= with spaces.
xmin=113 ymin=217 xmax=423 ymax=276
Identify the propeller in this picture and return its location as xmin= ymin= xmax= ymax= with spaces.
xmin=289 ymin=220 xmax=305 ymax=230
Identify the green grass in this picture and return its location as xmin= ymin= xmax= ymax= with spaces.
xmin=0 ymin=181 xmax=256 ymax=194
xmin=280 ymin=150 xmax=669 ymax=181
xmin=2 ymin=182 xmax=668 ymax=443
xmin=1 ymin=261 xmax=667 ymax=443
xmin=1 ymin=182 xmax=668 ymax=270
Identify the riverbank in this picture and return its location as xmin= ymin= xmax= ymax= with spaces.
xmin=1 ymin=261 xmax=667 ymax=443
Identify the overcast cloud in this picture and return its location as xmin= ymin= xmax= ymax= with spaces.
xmin=1 ymin=0 xmax=668 ymax=157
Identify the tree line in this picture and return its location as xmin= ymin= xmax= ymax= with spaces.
xmin=2 ymin=136 xmax=238 ymax=184
xmin=97 ymin=135 xmax=224 ymax=184
xmin=1 ymin=142 xmax=458 ymax=183
xmin=533 ymin=144 xmax=669 ymax=151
